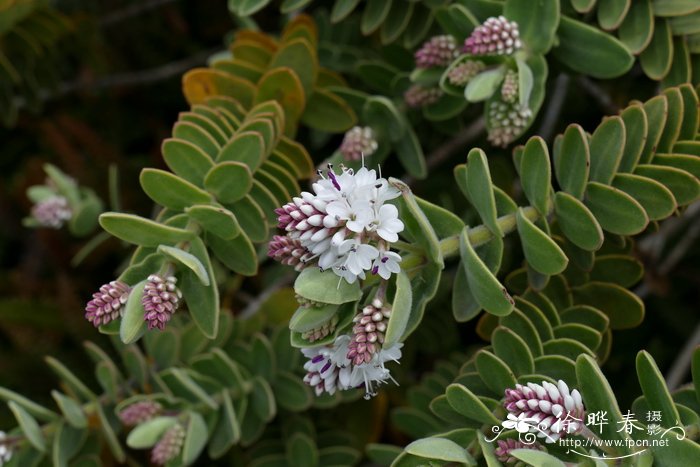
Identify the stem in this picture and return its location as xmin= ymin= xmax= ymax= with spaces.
xmin=400 ymin=206 xmax=541 ymax=270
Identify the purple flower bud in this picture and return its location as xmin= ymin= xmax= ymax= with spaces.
xmin=31 ymin=196 xmax=72 ymax=229
xmin=415 ymin=35 xmax=459 ymax=68
xmin=142 ymin=275 xmax=182 ymax=331
xmin=118 ymin=401 xmax=162 ymax=426
xmin=404 ymin=85 xmax=442 ymax=108
xmin=339 ymin=126 xmax=378 ymax=161
xmin=463 ymin=16 xmax=522 ymax=56
xmin=151 ymin=423 xmax=185 ymax=465
xmin=494 ymin=438 xmax=543 ymax=464
xmin=85 ymin=280 xmax=131 ymax=327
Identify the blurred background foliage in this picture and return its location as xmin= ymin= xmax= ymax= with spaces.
xmin=0 ymin=0 xmax=699 ymax=464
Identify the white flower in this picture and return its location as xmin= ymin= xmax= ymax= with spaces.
xmin=326 ymin=200 xmax=373 ymax=233
xmin=372 ymin=251 xmax=402 ymax=280
xmin=370 ymin=204 xmax=404 ymax=242
xmin=0 ymin=431 xmax=11 ymax=465
xmin=340 ymin=343 xmax=403 ymax=399
xmin=337 ymin=239 xmax=378 ymax=276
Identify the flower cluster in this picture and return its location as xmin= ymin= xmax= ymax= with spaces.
xmin=446 ymin=60 xmax=486 ymax=86
xmin=0 ymin=431 xmax=12 ymax=466
xmin=404 ymin=84 xmax=443 ymax=108
xmin=151 ymin=423 xmax=186 ymax=465
xmin=302 ymin=313 xmax=339 ymax=342
xmin=30 ymin=195 xmax=72 ymax=229
xmin=463 ymin=16 xmax=521 ymax=56
xmin=339 ymin=126 xmax=378 ymax=161
xmin=494 ymin=438 xmax=543 ymax=464
xmin=347 ymin=298 xmax=391 ymax=365
xmin=302 ymin=334 xmax=402 ymax=399
xmin=501 ymin=69 xmax=519 ymax=103
xmin=118 ymin=400 xmax=163 ymax=426
xmin=268 ymin=235 xmax=313 ymax=271
xmin=142 ymin=275 xmax=182 ymax=330
xmin=84 ymin=274 xmax=182 ymax=331
xmin=504 ymin=380 xmax=586 ymax=442
xmin=271 ymin=165 xmax=404 ymax=284
xmin=415 ymin=35 xmax=459 ymax=68
xmin=487 ymin=100 xmax=532 ymax=147
xmin=85 ymin=280 xmax=131 ymax=327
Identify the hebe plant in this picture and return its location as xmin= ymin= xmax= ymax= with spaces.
xmin=5 ymin=1 xmax=700 ymax=466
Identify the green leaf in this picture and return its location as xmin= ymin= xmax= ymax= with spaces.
xmin=204 ymin=162 xmax=252 ymax=204
xmin=269 ymin=38 xmax=317 ymax=97
xmin=181 ymin=237 xmax=220 ymax=338
xmin=677 ymin=84 xmax=699 ymax=140
xmin=361 ymin=0 xmax=393 ymax=35
xmin=52 ymin=422 xmax=86 ymax=467
xmin=584 ymin=182 xmax=648 ymax=235
xmin=504 ymin=0 xmax=559 ymax=54
xmin=126 ymin=416 xmax=178 ymax=448
xmin=367 ymin=444 xmax=403 ymax=465
xmin=460 ymin=227 xmax=513 ymax=316
xmin=405 ymin=438 xmax=472 ymax=464
xmin=289 ymin=304 xmax=338 ymax=333
xmin=636 ymin=350 xmax=681 ymax=428
xmin=286 ymin=432 xmax=318 ymax=467
xmin=576 ymin=354 xmax=632 ymax=451
xmin=423 ymin=94 xmax=469 ymax=121
xmin=640 ymin=95 xmax=669 ymax=164
xmin=669 ymin=9 xmax=700 ymax=34
xmin=208 ymin=391 xmax=240 ymax=458
xmin=652 ymin=0 xmax=700 ymax=17
xmin=228 ymin=195 xmax=268 ymax=243
xmin=434 ymin=4 xmax=478 ymax=40
xmin=394 ymin=125 xmax=427 ymax=179
xmin=384 ymin=271 xmax=413 ymax=347
xmin=158 ymin=245 xmax=209 ymax=286
xmin=465 ymin=67 xmax=506 ymax=102
xmin=186 ymin=204 xmax=240 ymax=239
xmin=416 ymin=197 xmax=465 ymax=237
xmin=552 ymin=16 xmax=634 ymax=78
xmin=554 ymin=124 xmax=590 ymax=199
xmin=68 ymin=190 xmax=103 ymax=237
xmin=554 ymin=191 xmax=604 ymax=251
xmin=554 ymin=323 xmax=602 ymax=350
xmin=516 ymin=57 xmax=534 ymax=109
xmin=618 ymin=104 xmax=648 ymax=173
xmin=452 ymin=262 xmax=482 ymax=322
xmin=294 ymin=267 xmax=362 ymax=305
xmin=612 ymin=173 xmax=677 ymax=220
xmin=273 ymin=372 xmax=313 ymax=411
xmin=51 ymin=391 xmax=87 ymax=428
xmin=363 ymin=96 xmax=406 ymax=143
xmin=301 ymin=88 xmax=357 ymax=132
xmin=572 ymin=281 xmax=645 ymax=329
xmin=516 ymin=208 xmax=568 ymax=275
xmin=635 ymin=164 xmax=700 ymax=205
xmin=234 ymin=0 xmax=272 ymax=16
xmin=9 ymin=401 xmax=46 ymax=452
xmin=511 ymin=449 xmax=566 ymax=467
xmin=657 ymin=88 xmax=684 ymax=153
xmin=500 ymin=308 xmax=544 ymax=356
xmin=251 ymin=376 xmax=276 ymax=422
xmin=392 ymin=178 xmax=442 ymax=265
xmin=492 ymin=326 xmax=535 ymax=375
xmin=218 ymin=131 xmax=265 ymax=172
xmin=0 ymin=387 xmax=57 ymax=422
xmin=207 ymin=231 xmax=258 ymax=276
xmin=589 ymin=116 xmax=625 ymax=184
xmin=182 ymin=412 xmax=208 ymax=465
xmin=380 ymin=1 xmax=414 ymax=44
xmin=475 ymin=350 xmax=517 ymax=394
xmin=254 ymin=68 xmax=306 ymax=136
xmin=640 ymin=19 xmax=673 ymax=80
xmin=44 ymin=163 xmax=80 ymax=206
xmin=590 ymin=254 xmax=643 ymax=287
xmin=119 ymin=280 xmax=147 ymax=345
xmin=619 ymin=0 xmax=655 ymax=54
xmin=662 ymin=37 xmax=691 ymax=87
xmin=597 ymin=0 xmax=631 ymax=31
xmin=465 ymin=148 xmax=503 ymax=237
xmin=99 ymin=213 xmax=195 ymax=247
xmin=331 ymin=0 xmax=361 ymax=23
xmin=520 ymin=136 xmax=551 ymax=215
xmin=445 ymin=384 xmax=501 ymax=426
